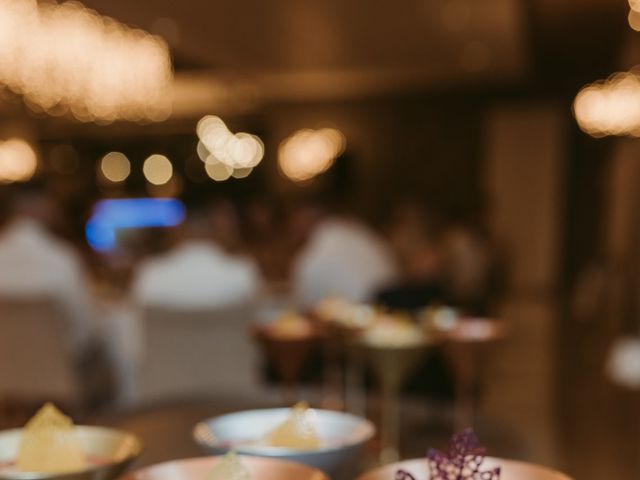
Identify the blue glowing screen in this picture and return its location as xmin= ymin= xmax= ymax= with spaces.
xmin=86 ymin=198 xmax=186 ymax=252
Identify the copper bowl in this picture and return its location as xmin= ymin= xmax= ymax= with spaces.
xmin=0 ymin=426 xmax=142 ymax=480
xmin=356 ymin=457 xmax=572 ymax=480
xmin=119 ymin=456 xmax=328 ymax=480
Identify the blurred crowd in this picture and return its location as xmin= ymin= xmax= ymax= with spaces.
xmin=0 ymin=180 xmax=504 ymax=412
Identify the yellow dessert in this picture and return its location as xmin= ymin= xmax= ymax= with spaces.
xmin=208 ymin=452 xmax=251 ymax=480
xmin=17 ymin=403 xmax=86 ymax=473
xmin=263 ymin=402 xmax=320 ymax=449
xmin=315 ymin=297 xmax=376 ymax=329
xmin=267 ymin=312 xmax=314 ymax=339
xmin=362 ymin=315 xmax=424 ymax=348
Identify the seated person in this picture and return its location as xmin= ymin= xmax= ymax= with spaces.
xmin=376 ymin=202 xmax=447 ymax=311
xmin=292 ymin=214 xmax=399 ymax=307
xmin=0 ymin=184 xmax=97 ymax=353
xmin=132 ymin=202 xmax=261 ymax=310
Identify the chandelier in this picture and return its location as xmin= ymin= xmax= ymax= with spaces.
xmin=0 ymin=0 xmax=173 ymax=123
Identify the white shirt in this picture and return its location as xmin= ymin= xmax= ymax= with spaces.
xmin=293 ymin=218 xmax=399 ymax=306
xmin=0 ymin=218 xmax=95 ymax=350
xmin=133 ymin=240 xmax=261 ymax=310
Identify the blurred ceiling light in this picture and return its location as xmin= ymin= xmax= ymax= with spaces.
xmin=143 ymin=154 xmax=173 ymax=185
xmin=278 ymin=128 xmax=346 ymax=183
xmin=196 ymin=115 xmax=264 ymax=177
xmin=0 ymin=0 xmax=173 ymax=123
xmin=573 ymin=72 xmax=640 ymax=137
xmin=204 ymin=157 xmax=233 ymax=181
xmin=100 ymin=151 xmax=130 ymax=183
xmin=196 ymin=140 xmax=210 ymax=162
xmin=629 ymin=9 xmax=640 ymax=31
xmin=232 ymin=167 xmax=253 ymax=179
xmin=0 ymin=138 xmax=37 ymax=183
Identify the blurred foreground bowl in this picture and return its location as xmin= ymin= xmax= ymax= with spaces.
xmin=356 ymin=457 xmax=572 ymax=480
xmin=120 ymin=455 xmax=328 ymax=480
xmin=193 ymin=408 xmax=375 ymax=480
xmin=0 ymin=426 xmax=142 ymax=480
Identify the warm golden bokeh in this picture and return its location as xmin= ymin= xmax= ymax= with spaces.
xmin=573 ymin=72 xmax=640 ymax=137
xmin=0 ymin=138 xmax=37 ymax=184
xmin=278 ymin=128 xmax=346 ymax=182
xmin=143 ymin=154 xmax=173 ymax=186
xmin=0 ymin=0 xmax=173 ymax=123
xmin=100 ymin=152 xmax=131 ymax=183
xmin=196 ymin=115 xmax=264 ymax=181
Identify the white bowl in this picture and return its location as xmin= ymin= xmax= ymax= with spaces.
xmin=193 ymin=408 xmax=375 ymax=480
xmin=356 ymin=457 xmax=572 ymax=480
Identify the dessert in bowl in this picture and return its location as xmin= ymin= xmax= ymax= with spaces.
xmin=193 ymin=403 xmax=375 ymax=480
xmin=0 ymin=404 xmax=142 ymax=480
xmin=357 ymin=458 xmax=571 ymax=480
xmin=120 ymin=453 xmax=328 ymax=480
xmin=357 ymin=429 xmax=571 ymax=480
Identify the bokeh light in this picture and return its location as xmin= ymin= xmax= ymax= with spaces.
xmin=629 ymin=9 xmax=640 ymax=31
xmin=232 ymin=167 xmax=253 ymax=179
xmin=204 ymin=157 xmax=233 ymax=181
xmin=100 ymin=151 xmax=130 ymax=183
xmin=0 ymin=138 xmax=37 ymax=184
xmin=143 ymin=154 xmax=173 ymax=185
xmin=573 ymin=71 xmax=640 ymax=137
xmin=278 ymin=128 xmax=346 ymax=183
xmin=196 ymin=115 xmax=264 ymax=179
xmin=0 ymin=0 xmax=173 ymax=123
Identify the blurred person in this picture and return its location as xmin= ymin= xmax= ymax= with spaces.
xmin=441 ymin=220 xmax=503 ymax=315
xmin=132 ymin=202 xmax=261 ymax=310
xmin=376 ymin=202 xmax=447 ymax=311
xmin=242 ymin=198 xmax=290 ymax=282
xmin=207 ymin=197 xmax=243 ymax=253
xmin=291 ymin=153 xmax=399 ymax=306
xmin=293 ymin=214 xmax=399 ymax=305
xmin=0 ymin=183 xmax=97 ymax=351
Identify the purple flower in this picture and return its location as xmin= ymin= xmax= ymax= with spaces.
xmin=394 ymin=429 xmax=500 ymax=480
xmin=427 ymin=429 xmax=500 ymax=480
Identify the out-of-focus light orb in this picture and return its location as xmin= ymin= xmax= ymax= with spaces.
xmin=196 ymin=140 xmax=210 ymax=162
xmin=143 ymin=154 xmax=173 ymax=185
xmin=574 ymin=72 xmax=640 ymax=137
xmin=0 ymin=138 xmax=37 ymax=183
xmin=278 ymin=128 xmax=346 ymax=183
xmin=0 ymin=0 xmax=172 ymax=123
xmin=629 ymin=9 xmax=640 ymax=31
xmin=232 ymin=167 xmax=253 ymax=179
xmin=100 ymin=151 xmax=130 ymax=183
xmin=205 ymin=157 xmax=233 ymax=181
xmin=196 ymin=115 xmax=264 ymax=177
